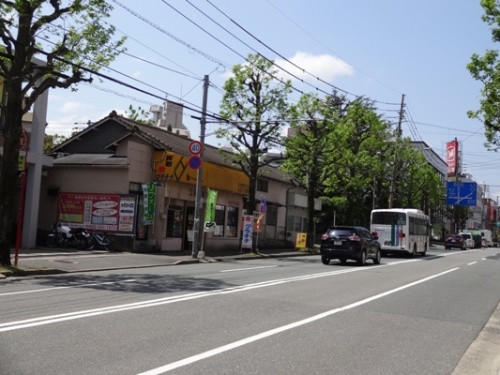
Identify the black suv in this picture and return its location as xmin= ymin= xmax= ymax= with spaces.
xmin=444 ymin=234 xmax=468 ymax=250
xmin=320 ymin=226 xmax=381 ymax=266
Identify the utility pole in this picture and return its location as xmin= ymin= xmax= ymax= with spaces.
xmin=191 ymin=75 xmax=209 ymax=259
xmin=388 ymin=94 xmax=405 ymax=208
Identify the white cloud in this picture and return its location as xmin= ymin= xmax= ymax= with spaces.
xmin=275 ymin=51 xmax=353 ymax=83
xmin=58 ymin=100 xmax=94 ymax=114
xmin=219 ymin=52 xmax=353 ymax=84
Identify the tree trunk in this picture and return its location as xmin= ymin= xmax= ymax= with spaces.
xmin=306 ymin=173 xmax=318 ymax=249
xmin=0 ymin=91 xmax=24 ymax=266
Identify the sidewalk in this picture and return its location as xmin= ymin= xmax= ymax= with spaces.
xmin=0 ymin=247 xmax=311 ymax=277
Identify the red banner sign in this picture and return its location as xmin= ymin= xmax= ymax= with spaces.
xmin=58 ymin=193 xmax=137 ymax=234
xmin=446 ymin=140 xmax=458 ymax=177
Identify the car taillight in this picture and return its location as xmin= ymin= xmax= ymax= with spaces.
xmin=399 ymin=233 xmax=405 ymax=238
xmin=348 ymin=234 xmax=361 ymax=241
xmin=321 ymin=234 xmax=328 ymax=240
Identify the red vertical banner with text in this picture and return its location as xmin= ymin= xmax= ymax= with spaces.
xmin=446 ymin=139 xmax=458 ymax=177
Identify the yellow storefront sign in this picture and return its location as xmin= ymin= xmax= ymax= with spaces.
xmin=295 ymin=232 xmax=307 ymax=249
xmin=153 ymin=151 xmax=249 ymax=195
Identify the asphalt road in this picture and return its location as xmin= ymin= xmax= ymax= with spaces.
xmin=1 ymin=247 xmax=500 ymax=374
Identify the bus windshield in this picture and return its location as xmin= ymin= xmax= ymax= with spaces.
xmin=372 ymin=211 xmax=406 ymax=225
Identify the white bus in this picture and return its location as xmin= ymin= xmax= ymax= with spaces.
xmin=370 ymin=208 xmax=430 ymax=256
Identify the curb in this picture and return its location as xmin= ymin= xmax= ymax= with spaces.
xmin=0 ymin=251 xmax=315 ymax=278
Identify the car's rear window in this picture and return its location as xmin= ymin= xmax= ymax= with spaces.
xmin=327 ymin=229 xmax=355 ymax=237
xmin=448 ymin=235 xmax=462 ymax=240
xmin=460 ymin=234 xmax=471 ymax=239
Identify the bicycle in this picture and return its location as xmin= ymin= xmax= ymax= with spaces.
xmin=87 ymin=231 xmax=116 ymax=251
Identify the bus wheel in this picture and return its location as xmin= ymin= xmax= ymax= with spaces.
xmin=421 ymin=243 xmax=427 ymax=256
xmin=412 ymin=245 xmax=417 ymax=257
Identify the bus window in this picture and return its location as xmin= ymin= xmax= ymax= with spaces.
xmin=371 ymin=211 xmax=406 ymax=225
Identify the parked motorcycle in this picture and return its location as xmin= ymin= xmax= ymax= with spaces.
xmin=46 ymin=221 xmax=89 ymax=250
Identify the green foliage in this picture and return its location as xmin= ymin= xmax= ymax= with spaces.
xmin=0 ymin=0 xmax=126 ymax=266
xmin=467 ymin=0 xmax=500 ymax=149
xmin=218 ymin=53 xmax=292 ymax=172
xmin=125 ymin=105 xmax=154 ymax=125
xmin=282 ymin=92 xmax=347 ymax=246
xmin=320 ymin=98 xmax=392 ymax=226
xmin=218 ymin=52 xmax=292 ymax=192
xmin=44 ymin=133 xmax=67 ymax=154
xmin=218 ymin=53 xmax=292 ymax=252
xmin=445 ymin=205 xmax=474 ymax=231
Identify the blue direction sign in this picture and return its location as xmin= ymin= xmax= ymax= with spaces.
xmin=446 ymin=181 xmax=477 ymax=206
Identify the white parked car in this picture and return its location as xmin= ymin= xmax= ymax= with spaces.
xmin=458 ymin=233 xmax=475 ymax=249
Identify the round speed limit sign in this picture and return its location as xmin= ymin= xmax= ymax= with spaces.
xmin=188 ymin=140 xmax=203 ymax=155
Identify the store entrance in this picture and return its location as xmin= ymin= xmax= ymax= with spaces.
xmin=184 ymin=206 xmax=195 ymax=250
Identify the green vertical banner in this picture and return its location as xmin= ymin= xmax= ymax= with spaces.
xmin=205 ymin=188 xmax=218 ymax=222
xmin=142 ymin=183 xmax=156 ymax=225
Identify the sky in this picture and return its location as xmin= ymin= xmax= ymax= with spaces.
xmin=43 ymin=0 xmax=500 ymax=199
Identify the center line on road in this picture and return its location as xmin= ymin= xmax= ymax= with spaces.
xmin=467 ymin=261 xmax=477 ymax=266
xmin=135 ymin=267 xmax=459 ymax=375
xmin=220 ymin=265 xmax=278 ymax=273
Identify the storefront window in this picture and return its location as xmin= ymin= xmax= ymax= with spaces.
xmin=266 ymin=205 xmax=277 ymax=226
xmin=166 ymin=205 xmax=183 ymax=237
xmin=214 ymin=204 xmax=225 ymax=237
xmin=294 ymin=216 xmax=302 ymax=232
xmin=226 ymin=206 xmax=239 ymax=237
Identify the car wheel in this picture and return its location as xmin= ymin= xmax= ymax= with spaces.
xmin=339 ymin=258 xmax=347 ymax=264
xmin=357 ymin=250 xmax=367 ymax=266
xmin=321 ymin=256 xmax=330 ymax=265
xmin=373 ymin=250 xmax=381 ymax=264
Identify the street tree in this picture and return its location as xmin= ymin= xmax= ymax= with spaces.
xmin=394 ymin=141 xmax=444 ymax=212
xmin=125 ymin=104 xmax=154 ymax=125
xmin=467 ymin=0 xmax=500 ymax=149
xmin=44 ymin=133 xmax=66 ymax=154
xmin=282 ymin=92 xmax=347 ymax=248
xmin=0 ymin=0 xmax=125 ymax=266
xmin=321 ymin=98 xmax=392 ymax=226
xmin=218 ymin=53 xmax=292 ymax=253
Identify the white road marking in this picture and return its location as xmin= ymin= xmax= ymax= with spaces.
xmin=0 ymin=254 xmax=472 ymax=334
xmin=467 ymin=261 xmax=477 ymax=266
xmin=0 ymin=265 xmax=380 ymax=332
xmin=136 ymin=268 xmax=459 ymax=375
xmin=0 ymin=279 xmax=137 ymax=297
xmin=220 ymin=265 xmax=278 ymax=273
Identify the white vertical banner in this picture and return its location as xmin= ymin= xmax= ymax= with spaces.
xmin=241 ymin=215 xmax=253 ymax=249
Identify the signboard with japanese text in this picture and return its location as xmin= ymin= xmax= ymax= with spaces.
xmin=153 ymin=151 xmax=249 ymax=195
xmin=142 ymin=183 xmax=155 ymax=225
xmin=204 ymin=189 xmax=218 ymax=233
xmin=241 ymin=215 xmax=253 ymax=249
xmin=446 ymin=140 xmax=459 ymax=177
xmin=295 ymin=233 xmax=307 ymax=249
xmin=204 ymin=189 xmax=218 ymax=222
xmin=446 ymin=181 xmax=477 ymax=206
xmin=58 ymin=193 xmax=137 ymax=234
